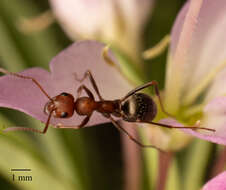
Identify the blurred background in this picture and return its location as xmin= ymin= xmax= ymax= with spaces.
xmin=1 ymin=0 xmax=221 ymax=190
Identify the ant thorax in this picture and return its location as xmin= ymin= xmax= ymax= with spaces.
xmin=121 ymin=93 xmax=157 ymax=122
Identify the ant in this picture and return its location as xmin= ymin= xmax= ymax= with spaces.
xmin=0 ymin=68 xmax=215 ymax=150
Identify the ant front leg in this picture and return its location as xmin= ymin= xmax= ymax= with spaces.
xmin=121 ymin=80 xmax=173 ymax=117
xmin=108 ymin=116 xmax=163 ymax=151
xmin=3 ymin=109 xmax=54 ymax=134
xmin=74 ymin=70 xmax=104 ymax=101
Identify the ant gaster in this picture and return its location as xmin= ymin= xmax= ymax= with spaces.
xmin=0 ymin=68 xmax=215 ymax=150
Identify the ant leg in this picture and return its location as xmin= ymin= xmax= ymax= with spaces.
xmin=148 ymin=121 xmax=215 ymax=132
xmin=108 ymin=116 xmax=163 ymax=151
xmin=54 ymin=115 xmax=91 ymax=129
xmin=0 ymin=68 xmax=52 ymax=101
xmin=3 ymin=110 xmax=54 ymax=134
xmin=74 ymin=70 xmax=104 ymax=101
xmin=77 ymin=84 xmax=94 ymax=100
xmin=121 ymin=80 xmax=172 ymax=117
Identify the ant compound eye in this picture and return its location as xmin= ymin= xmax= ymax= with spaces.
xmin=60 ymin=92 xmax=69 ymax=96
xmin=61 ymin=112 xmax=68 ymax=118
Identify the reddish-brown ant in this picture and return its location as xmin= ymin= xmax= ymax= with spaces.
xmin=0 ymin=68 xmax=215 ymax=150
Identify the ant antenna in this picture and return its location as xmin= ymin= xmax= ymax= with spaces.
xmin=0 ymin=68 xmax=52 ymax=101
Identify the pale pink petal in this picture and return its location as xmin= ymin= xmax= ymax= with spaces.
xmin=115 ymin=0 xmax=154 ymax=55
xmin=205 ymin=68 xmax=226 ymax=102
xmin=166 ymin=0 xmax=226 ymax=109
xmin=0 ymin=41 xmax=132 ymax=127
xmin=200 ymin=97 xmax=226 ymax=143
xmin=159 ymin=116 xmax=226 ymax=146
xmin=186 ymin=0 xmax=226 ymax=93
xmin=169 ymin=1 xmax=189 ymax=57
xmin=165 ymin=0 xmax=203 ymax=112
xmin=116 ymin=0 xmax=154 ymax=34
xmin=49 ymin=0 xmax=154 ymax=41
xmin=49 ymin=0 xmax=114 ymax=40
xmin=202 ymin=171 xmax=226 ymax=190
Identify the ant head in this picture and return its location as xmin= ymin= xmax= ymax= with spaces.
xmin=121 ymin=93 xmax=157 ymax=122
xmin=44 ymin=92 xmax=75 ymax=118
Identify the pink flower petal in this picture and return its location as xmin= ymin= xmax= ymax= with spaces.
xmin=116 ymin=0 xmax=154 ymax=32
xmin=205 ymin=68 xmax=226 ymax=102
xmin=201 ymin=97 xmax=226 ymax=143
xmin=165 ymin=0 xmax=203 ymax=111
xmin=49 ymin=0 xmax=114 ymax=40
xmin=159 ymin=116 xmax=226 ymax=145
xmin=166 ymin=0 xmax=226 ymax=108
xmin=49 ymin=0 xmax=153 ymax=41
xmin=202 ymin=171 xmax=226 ymax=190
xmin=0 ymin=41 xmax=132 ymax=128
xmin=186 ymin=0 xmax=226 ymax=92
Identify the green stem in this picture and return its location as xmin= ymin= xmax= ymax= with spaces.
xmin=184 ymin=140 xmax=213 ymax=190
xmin=139 ymin=128 xmax=158 ymax=190
xmin=165 ymin=157 xmax=181 ymax=190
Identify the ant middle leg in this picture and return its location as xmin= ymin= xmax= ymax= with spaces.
xmin=148 ymin=121 xmax=215 ymax=132
xmin=74 ymin=70 xmax=104 ymax=101
xmin=121 ymin=80 xmax=173 ymax=117
xmin=109 ymin=116 xmax=163 ymax=151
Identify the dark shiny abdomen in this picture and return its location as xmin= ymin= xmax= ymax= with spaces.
xmin=121 ymin=93 xmax=157 ymax=122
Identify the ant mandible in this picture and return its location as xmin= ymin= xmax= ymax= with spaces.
xmin=0 ymin=68 xmax=215 ymax=150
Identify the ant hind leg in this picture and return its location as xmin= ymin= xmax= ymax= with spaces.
xmin=109 ymin=116 xmax=163 ymax=151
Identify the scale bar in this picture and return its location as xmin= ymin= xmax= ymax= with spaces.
xmin=11 ymin=169 xmax=31 ymax=171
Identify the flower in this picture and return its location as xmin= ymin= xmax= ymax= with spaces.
xmin=202 ymin=171 xmax=226 ymax=190
xmin=49 ymin=0 xmax=154 ymax=60
xmin=0 ymin=41 xmax=132 ymax=129
xmin=157 ymin=0 xmax=226 ymax=149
